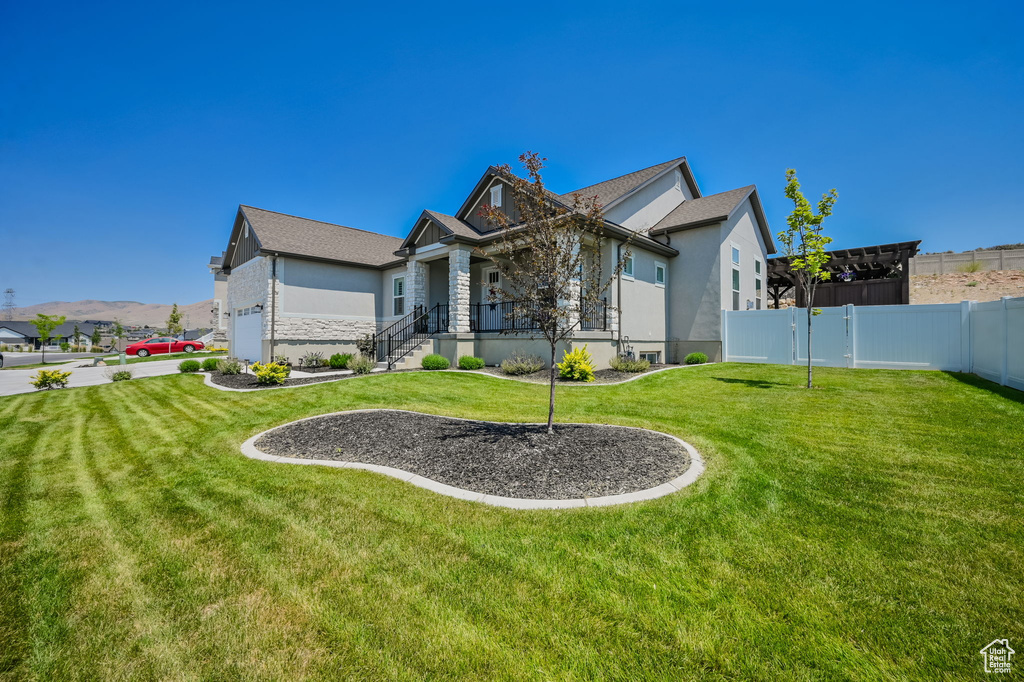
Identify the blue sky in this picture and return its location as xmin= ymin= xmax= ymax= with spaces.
xmin=1 ymin=1 xmax=1022 ymax=306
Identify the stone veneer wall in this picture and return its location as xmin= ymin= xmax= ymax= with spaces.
xmin=226 ymin=256 xmax=272 ymax=341
xmin=448 ymin=247 xmax=471 ymax=332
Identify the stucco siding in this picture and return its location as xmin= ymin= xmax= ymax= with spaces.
xmin=666 ymin=224 xmax=724 ymax=348
xmin=719 ymin=199 xmax=768 ymax=313
xmin=618 ymin=244 xmax=668 ymax=343
xmin=605 ymin=168 xmax=693 ymax=233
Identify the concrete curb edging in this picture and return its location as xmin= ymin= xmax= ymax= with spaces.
xmin=204 ymin=362 xmax=714 ymax=393
xmin=240 ymin=408 xmax=705 ymax=510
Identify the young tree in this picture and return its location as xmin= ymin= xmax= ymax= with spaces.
xmin=166 ymin=303 xmax=183 ymax=355
xmin=31 ymin=314 xmax=66 ymax=364
xmin=480 ymin=152 xmax=631 ymax=433
xmin=777 ymin=169 xmax=838 ymax=389
xmin=90 ymin=326 xmax=102 ymax=348
xmin=112 ymin=319 xmax=125 ymax=352
xmin=73 ymin=323 xmax=82 ymax=350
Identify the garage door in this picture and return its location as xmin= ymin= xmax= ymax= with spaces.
xmin=233 ymin=306 xmax=263 ymax=362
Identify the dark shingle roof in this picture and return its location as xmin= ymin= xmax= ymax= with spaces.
xmin=561 ymin=157 xmax=685 ymax=208
xmin=423 ymin=210 xmax=483 ymax=239
xmin=649 ymin=186 xmax=755 ymax=233
xmin=0 ymin=321 xmax=96 ymax=339
xmin=239 ymin=205 xmax=404 ymax=267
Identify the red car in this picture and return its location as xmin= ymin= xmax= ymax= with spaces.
xmin=126 ymin=337 xmax=205 ymax=357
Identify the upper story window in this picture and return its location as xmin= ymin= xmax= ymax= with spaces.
xmin=754 ymin=260 xmax=763 ymax=309
xmin=655 ymin=262 xmax=666 ymax=287
xmin=623 ymin=255 xmax=634 ymax=279
xmin=732 ymin=246 xmax=740 ymax=265
xmin=393 ymin=276 xmax=405 ymax=316
xmin=490 ymin=184 xmax=503 ymax=208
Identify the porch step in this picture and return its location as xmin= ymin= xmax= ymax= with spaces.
xmin=378 ymin=337 xmax=434 ymax=370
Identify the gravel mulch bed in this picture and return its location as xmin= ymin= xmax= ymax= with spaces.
xmin=254 ymin=410 xmax=691 ymax=499
xmin=477 ymin=364 xmax=671 ymax=385
xmin=209 ymin=372 xmax=360 ymax=390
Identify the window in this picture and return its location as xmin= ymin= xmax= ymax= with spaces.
xmin=490 ymin=184 xmax=502 ymax=208
xmin=754 ymin=260 xmax=763 ymax=310
xmin=732 ymin=267 xmax=741 ymax=311
xmin=393 ymin=276 xmax=405 ymax=316
xmin=639 ymin=351 xmax=660 ymax=364
xmin=623 ymin=255 xmax=634 ymax=279
xmin=732 ymin=246 xmax=740 ymax=265
xmin=655 ymin=262 xmax=666 ymax=287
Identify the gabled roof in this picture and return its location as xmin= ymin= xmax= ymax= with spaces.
xmin=454 ymin=166 xmax=572 ymax=222
xmin=398 ymin=210 xmax=484 ymax=253
xmin=648 ymin=185 xmax=775 ymax=252
xmin=561 ymin=157 xmax=702 ymax=208
xmin=231 ymin=205 xmax=404 ymax=269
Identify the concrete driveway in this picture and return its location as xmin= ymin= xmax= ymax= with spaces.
xmin=0 ymin=357 xmax=193 ymax=397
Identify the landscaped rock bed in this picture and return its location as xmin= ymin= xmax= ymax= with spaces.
xmin=478 ymin=364 xmax=671 ymax=385
xmin=209 ymin=372 xmax=359 ymax=390
xmin=254 ymin=410 xmax=691 ymax=499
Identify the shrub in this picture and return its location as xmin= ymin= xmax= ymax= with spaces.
xmin=956 ymin=261 xmax=983 ymax=273
xmin=685 ymin=352 xmax=708 ymax=365
xmin=31 ymin=369 xmax=72 ymax=390
xmin=356 ymin=334 xmax=376 ymax=359
xmin=217 ymin=358 xmax=242 ymax=375
xmin=557 ymin=345 xmax=596 ymax=382
xmin=966 ymin=281 xmax=979 ymax=287
xmin=110 ymin=369 xmax=133 ymax=382
xmin=610 ymin=355 xmax=650 ymax=373
xmin=201 ymin=357 xmax=221 ymax=372
xmin=274 ymin=354 xmax=291 ymax=366
xmin=421 ymin=354 xmax=451 ymax=370
xmin=458 ymin=355 xmax=485 ymax=370
xmin=348 ymin=354 xmax=376 ymax=375
xmin=251 ymin=361 xmax=289 ymax=385
xmin=299 ymin=351 xmax=325 ymax=369
xmin=60 ymin=342 xmax=70 ymax=352
xmin=501 ymin=351 xmax=545 ymax=375
xmin=178 ymin=360 xmax=201 ymax=373
xmin=329 ymin=353 xmax=352 ymax=369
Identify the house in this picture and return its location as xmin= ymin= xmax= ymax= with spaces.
xmin=219 ymin=157 xmax=773 ymax=366
xmin=0 ymin=321 xmax=98 ymax=351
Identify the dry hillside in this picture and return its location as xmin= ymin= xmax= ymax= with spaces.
xmin=12 ymin=299 xmax=215 ymax=328
xmin=911 ymin=271 xmax=1024 ymax=304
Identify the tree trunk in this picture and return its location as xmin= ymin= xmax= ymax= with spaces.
xmin=547 ymin=343 xmax=556 ymax=434
xmin=806 ymin=290 xmax=813 ymax=389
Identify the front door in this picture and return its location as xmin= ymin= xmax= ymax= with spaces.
xmin=481 ymin=267 xmax=501 ymax=302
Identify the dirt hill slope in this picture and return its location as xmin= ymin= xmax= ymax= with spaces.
xmin=11 ymin=299 xmax=215 ymax=328
xmin=911 ymin=271 xmax=1024 ymax=304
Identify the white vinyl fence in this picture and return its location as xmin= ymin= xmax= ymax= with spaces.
xmin=722 ymin=297 xmax=1024 ymax=391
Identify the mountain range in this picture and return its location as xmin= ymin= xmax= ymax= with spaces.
xmin=8 ymin=299 xmax=216 ymax=328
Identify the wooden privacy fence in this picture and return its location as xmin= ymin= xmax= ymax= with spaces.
xmin=722 ymin=297 xmax=1024 ymax=391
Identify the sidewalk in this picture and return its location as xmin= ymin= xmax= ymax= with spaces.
xmin=0 ymin=357 xmax=191 ymax=397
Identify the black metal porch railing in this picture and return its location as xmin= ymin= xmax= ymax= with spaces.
xmin=373 ymin=302 xmax=449 ymax=369
xmin=470 ymin=298 xmax=608 ymax=333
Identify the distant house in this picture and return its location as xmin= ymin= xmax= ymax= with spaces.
xmin=217 ymin=156 xmax=773 ymax=365
xmin=0 ymin=321 xmax=98 ymax=350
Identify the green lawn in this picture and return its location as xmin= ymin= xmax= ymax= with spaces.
xmin=0 ymin=364 xmax=1021 ymax=680
xmin=99 ymin=350 xmax=227 ymax=366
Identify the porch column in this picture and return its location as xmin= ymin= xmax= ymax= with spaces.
xmin=407 ymin=259 xmax=427 ymax=312
xmin=448 ymin=246 xmax=471 ymax=333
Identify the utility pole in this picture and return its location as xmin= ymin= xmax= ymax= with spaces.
xmin=2 ymin=289 xmax=14 ymax=321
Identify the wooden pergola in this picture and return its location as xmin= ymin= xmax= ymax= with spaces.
xmin=767 ymin=240 xmax=922 ymax=308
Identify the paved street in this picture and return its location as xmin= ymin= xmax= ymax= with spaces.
xmin=0 ymin=351 xmax=105 ymax=368
xmin=0 ymin=356 xmax=191 ymax=397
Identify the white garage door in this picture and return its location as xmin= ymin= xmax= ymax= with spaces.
xmin=233 ymin=307 xmax=263 ymax=362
